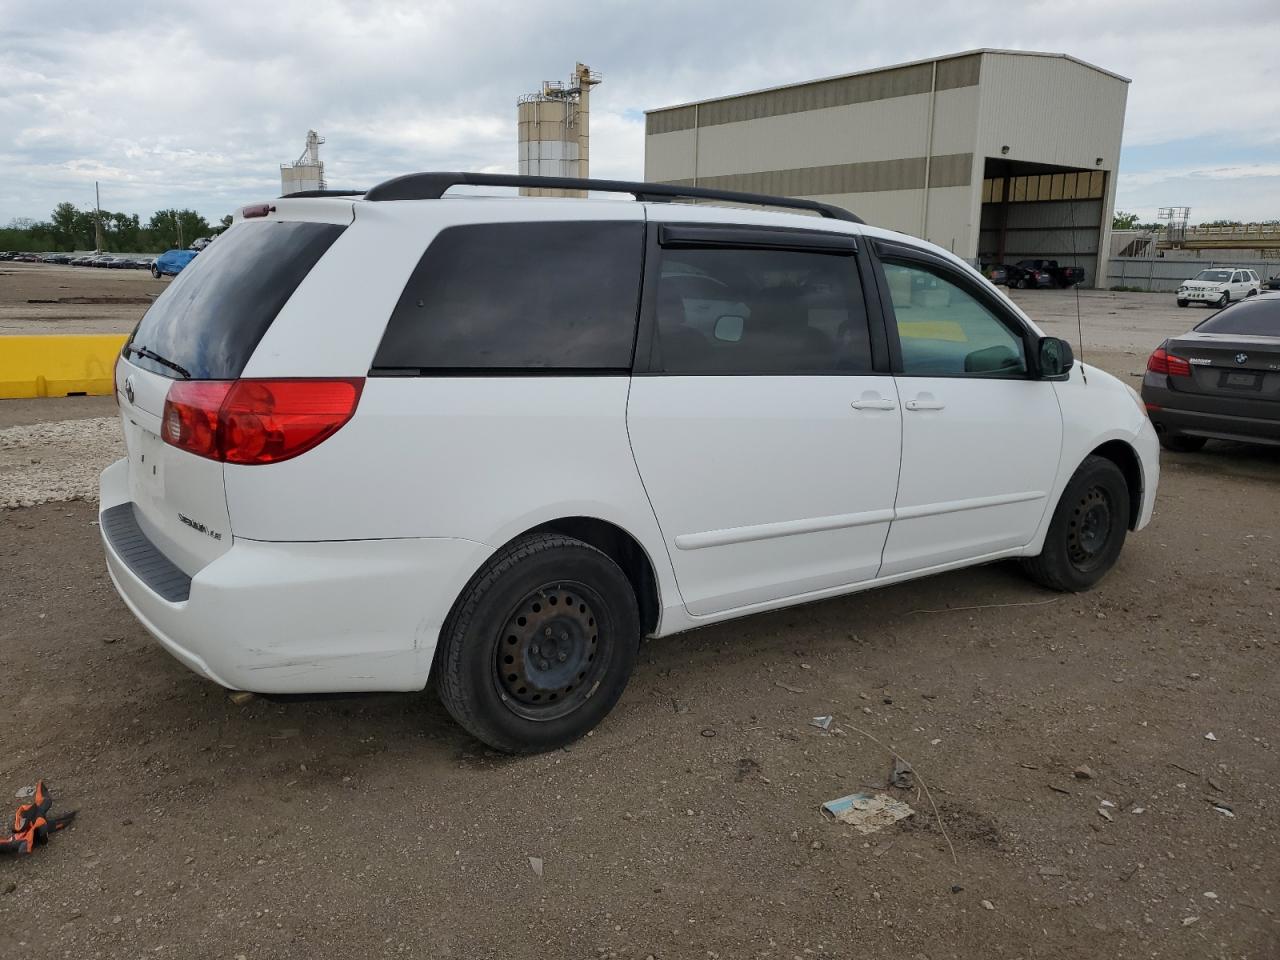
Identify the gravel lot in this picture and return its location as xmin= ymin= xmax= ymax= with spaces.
xmin=1 ymin=266 xmax=1277 ymax=959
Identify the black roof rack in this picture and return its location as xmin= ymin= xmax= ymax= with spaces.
xmin=362 ymin=172 xmax=863 ymax=223
xmin=279 ymin=189 xmax=367 ymax=199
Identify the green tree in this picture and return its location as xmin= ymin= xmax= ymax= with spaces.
xmin=1112 ymin=210 xmax=1140 ymax=230
xmin=147 ymin=209 xmax=212 ymax=251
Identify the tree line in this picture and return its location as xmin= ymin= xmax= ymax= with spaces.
xmin=1113 ymin=211 xmax=1280 ymax=231
xmin=0 ymin=202 xmax=234 ymax=254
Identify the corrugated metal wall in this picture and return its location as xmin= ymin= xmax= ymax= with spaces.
xmin=1107 ymin=258 xmax=1278 ymax=292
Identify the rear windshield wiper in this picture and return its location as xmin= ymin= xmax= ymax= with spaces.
xmin=126 ymin=343 xmax=191 ymax=379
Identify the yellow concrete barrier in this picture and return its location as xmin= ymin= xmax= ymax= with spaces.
xmin=0 ymin=334 xmax=129 ymax=399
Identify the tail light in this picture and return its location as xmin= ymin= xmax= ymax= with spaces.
xmin=1146 ymin=347 xmax=1191 ymax=377
xmin=162 ymin=378 xmax=363 ymax=465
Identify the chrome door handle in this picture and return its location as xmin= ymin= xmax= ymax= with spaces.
xmin=850 ymin=398 xmax=897 ymax=410
xmin=904 ymin=399 xmax=945 ymax=411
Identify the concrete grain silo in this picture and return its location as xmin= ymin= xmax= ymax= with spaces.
xmin=517 ymin=63 xmax=602 ymax=197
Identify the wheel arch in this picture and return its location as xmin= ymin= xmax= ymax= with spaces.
xmin=1088 ymin=439 xmax=1143 ymax=530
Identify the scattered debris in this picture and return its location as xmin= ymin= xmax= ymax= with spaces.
xmin=1168 ymin=761 xmax=1200 ymax=777
xmin=1207 ymin=777 xmax=1224 ymax=792
xmin=1130 ymin=807 xmax=1146 ymax=815
xmin=1181 ymin=916 xmax=1199 ymax=927
xmin=951 ymin=885 xmax=963 ymax=894
xmin=1048 ymin=784 xmax=1072 ymax=796
xmin=1203 ymin=891 xmax=1218 ymax=900
xmin=1204 ymin=732 xmax=1218 ymax=741
xmin=821 ymin=793 xmax=914 ymax=835
xmin=1019 ymin=763 xmax=1039 ymax=770
xmin=1073 ymin=765 xmax=1096 ymax=780
xmin=1037 ymin=865 xmax=1065 ymax=878
xmin=227 ymin=691 xmax=254 ymax=705
xmin=14 ymin=786 xmax=35 ymax=801
xmin=1211 ymin=803 xmax=1234 ymax=818
xmin=700 ymin=728 xmax=716 ymax=738
xmin=980 ymin=899 xmax=995 ymax=911
xmin=1100 ymin=799 xmax=1116 ymax=808
xmin=929 ymin=738 xmax=942 ymax=746
xmin=810 ymin=715 xmax=833 ymax=731
xmin=888 ymin=758 xmax=914 ymax=790
xmin=774 ymin=681 xmax=804 ymax=694
xmin=1097 ymin=807 xmax=1114 ymax=823
xmin=528 ymin=856 xmax=543 ymax=878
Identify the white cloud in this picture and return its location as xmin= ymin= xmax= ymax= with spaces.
xmin=1 ymin=0 xmax=1277 ymax=222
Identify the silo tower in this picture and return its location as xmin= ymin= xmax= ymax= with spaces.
xmin=517 ymin=63 xmax=602 ymax=197
xmin=280 ymin=130 xmax=326 ymax=196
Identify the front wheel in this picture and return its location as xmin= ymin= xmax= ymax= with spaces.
xmin=435 ymin=533 xmax=640 ymax=753
xmin=150 ymin=265 xmax=161 ymax=279
xmin=1176 ymin=299 xmax=1188 ymax=308
xmin=1217 ymin=292 xmax=1230 ymax=308
xmin=1015 ymin=277 xmax=1028 ymax=289
xmin=1021 ymin=456 xmax=1130 ymax=592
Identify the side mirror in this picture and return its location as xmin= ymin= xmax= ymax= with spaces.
xmin=1038 ymin=336 xmax=1075 ymax=380
xmin=713 ymin=315 xmax=745 ymax=343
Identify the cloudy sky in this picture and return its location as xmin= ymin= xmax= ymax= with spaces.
xmin=2 ymin=0 xmax=1277 ymax=225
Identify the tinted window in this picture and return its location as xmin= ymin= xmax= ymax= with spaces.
xmin=882 ymin=261 xmax=1027 ymax=377
xmin=128 ymin=221 xmax=345 ymax=379
xmin=1196 ymin=297 xmax=1280 ymax=335
xmin=374 ymin=222 xmax=643 ymax=371
xmin=1195 ymin=270 xmax=1232 ymax=282
xmin=651 ymin=247 xmax=870 ymax=374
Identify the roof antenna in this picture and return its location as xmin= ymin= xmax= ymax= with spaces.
xmin=1067 ymin=193 xmax=1087 ymax=384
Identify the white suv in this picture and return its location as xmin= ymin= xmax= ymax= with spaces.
xmin=101 ymin=172 xmax=1159 ymax=753
xmin=1177 ymin=268 xmax=1261 ymax=308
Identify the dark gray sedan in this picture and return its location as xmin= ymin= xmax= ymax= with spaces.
xmin=1142 ymin=292 xmax=1280 ymax=451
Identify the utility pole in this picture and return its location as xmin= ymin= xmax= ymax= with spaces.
xmin=177 ymin=215 xmax=183 ymax=251
xmin=94 ymin=181 xmax=105 ymax=252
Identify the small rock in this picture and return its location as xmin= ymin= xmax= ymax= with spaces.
xmin=700 ymin=728 xmax=716 ymax=738
xmin=184 ymin=856 xmax=195 ymax=864
xmin=528 ymin=856 xmax=544 ymax=878
xmin=1203 ymin=891 xmax=1218 ymax=900
xmin=981 ymin=899 xmax=995 ymax=911
xmin=228 ymin=691 xmax=254 ymax=705
xmin=103 ymin=636 xmax=118 ymax=644
xmin=789 ymin=831 xmax=799 ymax=842
xmin=1182 ymin=916 xmax=1199 ymax=926
xmin=1098 ymin=807 xmax=1114 ymax=822
xmin=1207 ymin=777 xmax=1224 ymax=792
xmin=810 ymin=840 xmax=822 ymax=850
xmin=121 ymin=818 xmax=133 ymax=826
xmin=3 ymin=882 xmax=15 ymax=895
xmin=14 ymin=785 xmax=35 ymax=800
xmin=1204 ymin=732 xmax=1218 ymax=741
xmin=1073 ymin=765 xmax=1095 ymax=780
xmin=1038 ymin=866 xmax=1064 ymax=877
xmin=951 ymin=885 xmax=963 ymax=894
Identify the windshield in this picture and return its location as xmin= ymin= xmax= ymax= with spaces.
xmin=1194 ymin=270 xmax=1232 ymax=282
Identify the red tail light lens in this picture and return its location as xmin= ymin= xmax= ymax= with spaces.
xmin=1146 ymin=347 xmax=1191 ymax=377
xmin=162 ymin=379 xmax=363 ymax=465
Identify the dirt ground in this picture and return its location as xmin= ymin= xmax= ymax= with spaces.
xmin=0 ymin=262 xmax=166 ymax=335
xmin=1 ymin=265 xmax=1278 ymax=959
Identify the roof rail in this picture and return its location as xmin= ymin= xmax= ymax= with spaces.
xmin=279 ymin=189 xmax=367 ymax=199
xmin=362 ymin=172 xmax=863 ymax=223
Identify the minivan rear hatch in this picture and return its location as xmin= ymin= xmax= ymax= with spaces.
xmin=115 ymin=210 xmax=350 ymax=577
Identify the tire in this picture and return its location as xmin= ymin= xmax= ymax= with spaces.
xmin=1176 ymin=299 xmax=1188 ymax=308
xmin=150 ymin=265 xmax=161 ymax=279
xmin=1159 ymin=433 xmax=1207 ymax=453
xmin=1021 ymin=455 xmax=1130 ymax=592
xmin=435 ymin=533 xmax=640 ymax=754
xmin=1217 ymin=292 xmax=1229 ymax=308
xmin=1015 ymin=277 xmax=1028 ymax=290
xmin=1247 ymin=288 xmax=1257 ymax=298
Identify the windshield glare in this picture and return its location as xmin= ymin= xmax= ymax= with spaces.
xmin=1194 ymin=270 xmax=1232 ymax=282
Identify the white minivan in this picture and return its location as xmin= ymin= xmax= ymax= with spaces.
xmin=101 ymin=173 xmax=1159 ymax=752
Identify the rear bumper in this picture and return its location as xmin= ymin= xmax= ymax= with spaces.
xmin=99 ymin=458 xmax=492 ymax=694
xmin=1141 ymin=381 xmax=1280 ymax=446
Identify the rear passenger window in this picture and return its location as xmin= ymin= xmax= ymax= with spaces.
xmin=374 ymin=222 xmax=643 ymax=371
xmin=882 ymin=261 xmax=1027 ymax=377
xmin=651 ymin=248 xmax=871 ymax=374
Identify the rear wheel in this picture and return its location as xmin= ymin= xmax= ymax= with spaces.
xmin=1159 ymin=433 xmax=1207 ymax=453
xmin=435 ymin=534 xmax=640 ymax=754
xmin=1021 ymin=456 xmax=1130 ymax=592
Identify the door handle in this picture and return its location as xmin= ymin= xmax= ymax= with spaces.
xmin=904 ymin=398 xmax=946 ymax=411
xmin=850 ymin=397 xmax=897 ymax=411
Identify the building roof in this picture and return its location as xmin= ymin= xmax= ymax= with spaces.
xmin=645 ymin=49 xmax=1129 ymax=116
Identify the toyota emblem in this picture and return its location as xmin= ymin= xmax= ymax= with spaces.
xmin=1235 ymin=353 xmax=1248 ymax=365
xmin=124 ymin=374 xmax=135 ymax=404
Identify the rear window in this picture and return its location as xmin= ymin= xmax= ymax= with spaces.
xmin=1195 ymin=297 xmax=1280 ymax=335
xmin=372 ymin=221 xmax=643 ymax=371
xmin=128 ymin=220 xmax=346 ymax=379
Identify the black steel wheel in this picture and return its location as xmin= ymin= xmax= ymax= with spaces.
xmin=1217 ymin=292 xmax=1230 ymax=308
xmin=1021 ymin=455 xmax=1130 ymax=592
xmin=435 ymin=533 xmax=640 ymax=753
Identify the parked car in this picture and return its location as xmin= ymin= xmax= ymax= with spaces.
xmin=0 ymin=251 xmax=13 ymax=261
xmin=1141 ymin=292 xmax=1280 ymax=451
xmin=1004 ymin=262 xmax=1053 ymax=289
xmin=1176 ymin=268 xmax=1261 ymax=308
xmin=983 ymin=263 xmax=1009 ymax=285
xmin=151 ymin=249 xmax=197 ymax=278
xmin=101 ymin=173 xmax=1159 ymax=753
xmin=1015 ymin=259 xmax=1084 ymax=288
xmin=1266 ymin=273 xmax=1280 ymax=291
xmin=15 ymin=252 xmax=41 ymax=262
xmin=70 ymin=255 xmax=95 ymax=266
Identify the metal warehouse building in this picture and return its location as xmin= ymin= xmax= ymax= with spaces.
xmin=644 ymin=49 xmax=1129 ymax=287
